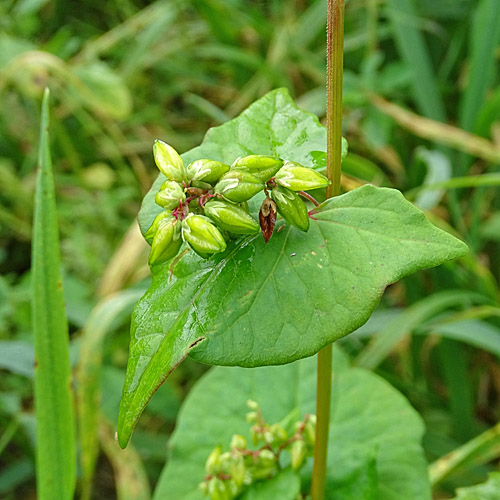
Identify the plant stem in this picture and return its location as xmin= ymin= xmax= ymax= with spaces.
xmin=325 ymin=0 xmax=344 ymax=201
xmin=311 ymin=1 xmax=344 ymax=500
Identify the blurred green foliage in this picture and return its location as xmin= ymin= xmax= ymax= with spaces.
xmin=1 ymin=0 xmax=500 ymax=499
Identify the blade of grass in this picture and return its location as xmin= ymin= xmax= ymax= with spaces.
xmin=32 ymin=88 xmax=76 ymax=500
xmin=429 ymin=421 xmax=500 ymax=486
xmin=370 ymin=94 xmax=500 ymax=164
xmin=385 ymin=0 xmax=446 ymax=121
xmin=458 ymin=0 xmax=500 ymax=248
xmin=458 ymin=0 xmax=500 ymax=136
xmin=355 ymin=290 xmax=487 ymax=370
xmin=385 ymin=0 xmax=465 ymax=233
xmin=438 ymin=339 xmax=476 ymax=440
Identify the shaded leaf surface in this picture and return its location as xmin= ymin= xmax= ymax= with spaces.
xmin=152 ymin=349 xmax=431 ymax=500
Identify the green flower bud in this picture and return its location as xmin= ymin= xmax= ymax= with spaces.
xmin=251 ymin=450 xmax=278 ymax=479
xmin=271 ymin=186 xmax=310 ymax=232
xmin=144 ymin=210 xmax=172 ymax=245
xmin=191 ymin=179 xmax=213 ymax=190
xmin=232 ymin=155 xmax=284 ymax=182
xmin=290 ymin=439 xmax=308 ymax=470
xmin=264 ymin=431 xmax=274 ymax=444
xmin=250 ymin=427 xmax=262 ymax=446
xmin=155 ymin=180 xmax=186 ymax=210
xmin=246 ymin=400 xmax=259 ymax=411
xmin=206 ymin=445 xmax=223 ymax=475
xmin=275 ymin=161 xmax=330 ymax=191
xmin=227 ymin=479 xmax=239 ymax=498
xmin=230 ymin=434 xmax=247 ymax=450
xmin=303 ymin=415 xmax=316 ymax=446
xmin=148 ymin=218 xmax=182 ymax=266
xmin=204 ymin=200 xmax=259 ymax=234
xmin=208 ymin=477 xmax=230 ymax=500
xmin=258 ymin=449 xmax=276 ymax=467
xmin=246 ymin=411 xmax=258 ymax=424
xmin=270 ymin=423 xmax=288 ymax=444
xmin=187 ymin=159 xmax=230 ymax=184
xmin=182 ymin=214 xmax=227 ymax=256
xmin=153 ymin=139 xmax=188 ymax=182
xmin=199 ymin=480 xmax=209 ymax=496
xmin=214 ymin=171 xmax=264 ymax=203
xmin=230 ymin=455 xmax=246 ymax=487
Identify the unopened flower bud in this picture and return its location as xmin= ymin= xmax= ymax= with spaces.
xmin=204 ymin=200 xmax=259 ymax=234
xmin=153 ymin=140 xmax=188 ymax=182
xmin=303 ymin=415 xmax=316 ymax=446
xmin=259 ymin=197 xmax=277 ymax=243
xmin=187 ymin=159 xmax=230 ymax=184
xmin=199 ymin=480 xmax=209 ymax=495
xmin=206 ymin=445 xmax=222 ymax=475
xmin=230 ymin=434 xmax=247 ymax=450
xmin=290 ymin=439 xmax=308 ymax=470
xmin=148 ymin=218 xmax=182 ymax=266
xmin=246 ymin=411 xmax=258 ymax=423
xmin=214 ymin=171 xmax=264 ymax=203
xmin=263 ymin=431 xmax=274 ymax=444
xmin=252 ymin=449 xmax=277 ymax=479
xmin=250 ymin=427 xmax=262 ymax=446
xmin=230 ymin=455 xmax=246 ymax=487
xmin=232 ymin=155 xmax=283 ymax=182
xmin=246 ymin=400 xmax=259 ymax=410
xmin=271 ymin=186 xmax=310 ymax=232
xmin=155 ymin=180 xmax=186 ymax=210
xmin=258 ymin=449 xmax=276 ymax=467
xmin=144 ymin=211 xmax=172 ymax=245
xmin=270 ymin=423 xmax=288 ymax=444
xmin=182 ymin=214 xmax=227 ymax=257
xmin=207 ymin=477 xmax=230 ymax=500
xmin=275 ymin=161 xmax=330 ymax=191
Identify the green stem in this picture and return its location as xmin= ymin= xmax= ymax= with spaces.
xmin=311 ymin=343 xmax=333 ymax=500
xmin=311 ymin=1 xmax=344 ymax=499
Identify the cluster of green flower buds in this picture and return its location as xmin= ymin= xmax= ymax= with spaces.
xmin=145 ymin=140 xmax=330 ymax=265
xmin=199 ymin=400 xmax=316 ymax=500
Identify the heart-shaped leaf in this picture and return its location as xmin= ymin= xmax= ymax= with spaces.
xmin=118 ymin=90 xmax=468 ymax=447
xmin=152 ymin=348 xmax=431 ymax=500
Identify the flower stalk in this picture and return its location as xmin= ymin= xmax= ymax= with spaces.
xmin=310 ymin=1 xmax=344 ymax=499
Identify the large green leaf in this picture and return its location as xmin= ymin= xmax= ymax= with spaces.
xmin=453 ymin=473 xmax=500 ymax=500
xmin=152 ymin=348 xmax=431 ymax=500
xmin=118 ymin=90 xmax=467 ymax=447
xmin=32 ymin=89 xmax=76 ymax=500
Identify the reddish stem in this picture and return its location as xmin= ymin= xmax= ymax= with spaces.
xmin=298 ymin=191 xmax=320 ymax=207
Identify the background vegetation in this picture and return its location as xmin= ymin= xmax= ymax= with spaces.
xmin=1 ymin=0 xmax=500 ymax=498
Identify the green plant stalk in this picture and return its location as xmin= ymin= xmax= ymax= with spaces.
xmin=311 ymin=1 xmax=344 ymax=499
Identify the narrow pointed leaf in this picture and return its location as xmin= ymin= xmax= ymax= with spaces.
xmin=32 ymin=89 xmax=76 ymax=500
